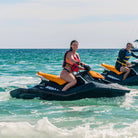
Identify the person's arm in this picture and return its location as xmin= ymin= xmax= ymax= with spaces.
xmin=76 ymin=53 xmax=85 ymax=70
xmin=67 ymin=52 xmax=80 ymax=64
xmin=131 ymin=52 xmax=138 ymax=58
xmin=78 ymin=66 xmax=85 ymax=70
xmin=118 ymin=49 xmax=126 ymax=64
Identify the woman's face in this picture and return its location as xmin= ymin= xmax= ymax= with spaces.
xmin=71 ymin=42 xmax=78 ymax=51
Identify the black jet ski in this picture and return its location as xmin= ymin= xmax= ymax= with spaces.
xmin=10 ymin=67 xmax=130 ymax=101
xmin=101 ymin=60 xmax=138 ymax=85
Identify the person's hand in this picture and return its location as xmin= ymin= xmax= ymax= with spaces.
xmin=127 ymin=62 xmax=132 ymax=67
xmin=76 ymin=61 xmax=80 ymax=65
xmin=80 ymin=62 xmax=85 ymax=67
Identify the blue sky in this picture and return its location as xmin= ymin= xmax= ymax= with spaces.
xmin=0 ymin=0 xmax=138 ymax=48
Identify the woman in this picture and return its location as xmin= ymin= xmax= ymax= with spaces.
xmin=60 ymin=40 xmax=85 ymax=91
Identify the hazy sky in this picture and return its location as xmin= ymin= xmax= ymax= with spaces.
xmin=0 ymin=0 xmax=138 ymax=48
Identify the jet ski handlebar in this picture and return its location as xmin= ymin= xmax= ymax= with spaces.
xmin=132 ymin=59 xmax=138 ymax=63
xmin=129 ymin=64 xmax=135 ymax=68
xmin=79 ymin=62 xmax=91 ymax=71
xmin=83 ymin=64 xmax=91 ymax=71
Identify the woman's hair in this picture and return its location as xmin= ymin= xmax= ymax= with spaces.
xmin=69 ymin=40 xmax=78 ymax=51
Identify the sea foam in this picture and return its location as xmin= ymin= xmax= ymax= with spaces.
xmin=0 ymin=117 xmax=138 ymax=138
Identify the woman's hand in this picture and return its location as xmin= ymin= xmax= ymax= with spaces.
xmin=79 ymin=63 xmax=91 ymax=71
xmin=80 ymin=62 xmax=85 ymax=67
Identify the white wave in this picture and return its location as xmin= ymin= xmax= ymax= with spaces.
xmin=0 ymin=92 xmax=10 ymax=101
xmin=87 ymin=121 xmax=138 ymax=138
xmin=0 ymin=117 xmax=138 ymax=138
xmin=0 ymin=76 xmax=40 ymax=92
xmin=0 ymin=117 xmax=86 ymax=138
xmin=120 ymin=89 xmax=138 ymax=109
xmin=70 ymin=106 xmax=90 ymax=111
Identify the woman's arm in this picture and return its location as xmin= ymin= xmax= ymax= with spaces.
xmin=66 ymin=52 xmax=80 ymax=64
xmin=78 ymin=65 xmax=85 ymax=70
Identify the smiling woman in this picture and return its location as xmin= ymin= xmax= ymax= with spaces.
xmin=60 ymin=40 xmax=85 ymax=91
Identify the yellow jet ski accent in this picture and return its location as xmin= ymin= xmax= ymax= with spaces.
xmin=37 ymin=71 xmax=66 ymax=85
xmin=101 ymin=63 xmax=123 ymax=75
xmin=89 ymin=71 xmax=105 ymax=79
xmin=37 ymin=70 xmax=104 ymax=85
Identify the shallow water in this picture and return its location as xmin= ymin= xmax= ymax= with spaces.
xmin=0 ymin=49 xmax=138 ymax=138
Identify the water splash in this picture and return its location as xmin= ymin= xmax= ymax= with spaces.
xmin=0 ymin=117 xmax=138 ymax=138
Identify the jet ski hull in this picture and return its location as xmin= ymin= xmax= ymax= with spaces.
xmin=10 ymin=80 xmax=130 ymax=101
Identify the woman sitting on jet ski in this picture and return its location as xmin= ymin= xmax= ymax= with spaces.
xmin=115 ymin=43 xmax=138 ymax=80
xmin=60 ymin=40 xmax=86 ymax=91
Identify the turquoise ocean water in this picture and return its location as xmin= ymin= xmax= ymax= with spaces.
xmin=0 ymin=49 xmax=138 ymax=138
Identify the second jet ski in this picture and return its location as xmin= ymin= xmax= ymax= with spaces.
xmin=101 ymin=60 xmax=138 ymax=85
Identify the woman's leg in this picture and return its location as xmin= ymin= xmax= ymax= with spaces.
xmin=120 ymin=66 xmax=131 ymax=80
xmin=60 ymin=70 xmax=77 ymax=91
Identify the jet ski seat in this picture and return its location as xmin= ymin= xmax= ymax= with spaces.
xmin=37 ymin=71 xmax=66 ymax=85
xmin=101 ymin=63 xmax=123 ymax=75
xmin=37 ymin=70 xmax=105 ymax=86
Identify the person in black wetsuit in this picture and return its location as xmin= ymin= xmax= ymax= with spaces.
xmin=115 ymin=43 xmax=138 ymax=80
